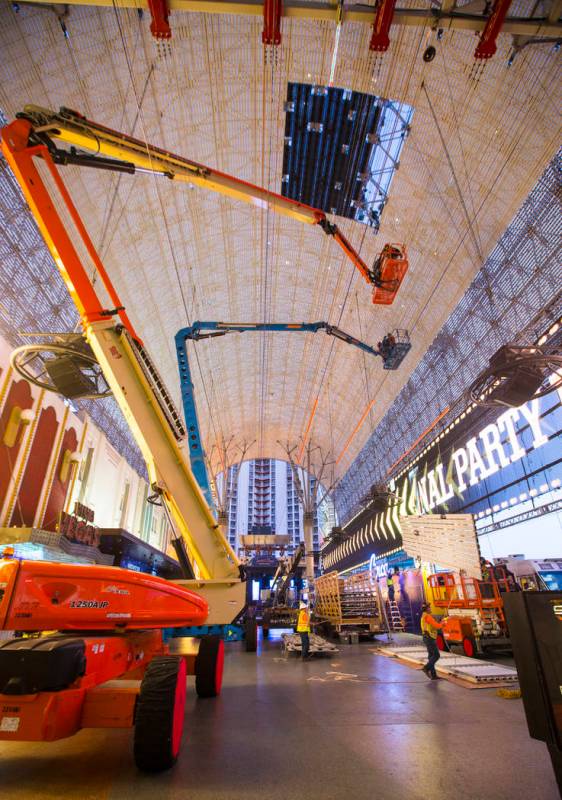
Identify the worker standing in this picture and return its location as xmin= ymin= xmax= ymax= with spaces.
xmin=386 ymin=572 xmax=395 ymax=602
xmin=420 ymin=602 xmax=445 ymax=680
xmin=297 ymin=600 xmax=311 ymax=660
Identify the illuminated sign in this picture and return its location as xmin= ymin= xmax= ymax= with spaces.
xmin=369 ymin=553 xmax=387 ymax=580
xmin=59 ymin=502 xmax=100 ymax=548
xmin=412 ymin=399 xmax=549 ymax=514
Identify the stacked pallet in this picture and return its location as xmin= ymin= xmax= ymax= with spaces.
xmin=282 ymin=632 xmax=339 ymax=655
xmin=400 ymin=514 xmax=482 ymax=578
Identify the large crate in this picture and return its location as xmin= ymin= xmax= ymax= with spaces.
xmin=314 ymin=571 xmax=386 ymax=634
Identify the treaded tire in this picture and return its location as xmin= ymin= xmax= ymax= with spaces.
xmin=195 ymin=635 xmax=224 ymax=698
xmin=462 ymin=636 xmax=477 ymax=658
xmin=134 ymin=655 xmax=186 ymax=772
xmin=245 ymin=618 xmax=257 ymax=652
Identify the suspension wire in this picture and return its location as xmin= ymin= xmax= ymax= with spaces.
xmin=98 ymin=65 xmax=155 ymax=260
xmin=438 ymin=46 xmax=484 ymax=261
xmin=422 ymin=82 xmax=484 ymax=265
xmin=258 ymin=48 xmax=276 ymax=457
xmin=110 ymin=3 xmax=223 ymax=450
xmin=408 ymin=61 xmax=554 ymax=335
xmin=354 ymin=290 xmax=375 ymax=428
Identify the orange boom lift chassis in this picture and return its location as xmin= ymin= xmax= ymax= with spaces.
xmin=0 ymin=558 xmax=225 ymax=771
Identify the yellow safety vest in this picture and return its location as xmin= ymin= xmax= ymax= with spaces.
xmin=297 ymin=609 xmax=310 ymax=633
xmin=421 ymin=612 xmax=438 ymax=639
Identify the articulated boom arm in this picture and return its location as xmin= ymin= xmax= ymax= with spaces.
xmin=175 ymin=320 xmax=411 ymax=501
xmin=0 ymin=118 xmax=242 ymax=597
xmin=16 ymin=105 xmax=379 ymax=288
xmin=182 ymin=320 xmax=381 ymax=358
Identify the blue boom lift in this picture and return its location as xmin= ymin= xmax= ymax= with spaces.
xmin=174 ymin=322 xmax=411 ymax=503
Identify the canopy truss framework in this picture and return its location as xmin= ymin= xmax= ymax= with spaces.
xmin=335 ymin=150 xmax=562 ymax=523
xmin=0 ymin=3 xmax=560 ymax=513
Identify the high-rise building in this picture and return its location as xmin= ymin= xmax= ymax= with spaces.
xmin=219 ymin=458 xmax=334 ymax=562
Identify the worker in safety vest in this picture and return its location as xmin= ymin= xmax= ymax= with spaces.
xmin=420 ymin=603 xmax=446 ymax=680
xmin=386 ymin=573 xmax=395 ymax=602
xmin=297 ymin=601 xmax=311 ymax=660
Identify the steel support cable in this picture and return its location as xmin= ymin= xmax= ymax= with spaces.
xmin=422 ymin=82 xmax=486 ymax=267
xmin=354 ymin=290 xmax=375 ymax=430
xmin=292 ymin=43 xmax=378 ymax=460
xmin=298 ymin=31 xmax=373 ymax=418
xmin=182 ymin=16 xmax=233 ymax=464
xmin=404 ymin=62 xmax=557 ymax=337
xmin=342 ymin=131 xmax=556 ymax=512
xmin=97 ymin=15 xmax=149 ymax=260
xmin=111 ymin=3 xmax=224 ymax=452
xmin=438 ymin=46 xmax=485 ymax=263
xmin=97 ymin=65 xmax=155 ymax=259
xmin=257 ymin=50 xmax=275 ymax=457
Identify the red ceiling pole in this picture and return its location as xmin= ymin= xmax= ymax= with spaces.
xmin=474 ymin=0 xmax=514 ymax=59
xmin=369 ymin=0 xmax=397 ymax=53
xmin=262 ymin=0 xmax=283 ymax=46
xmin=147 ymin=0 xmax=172 ymax=41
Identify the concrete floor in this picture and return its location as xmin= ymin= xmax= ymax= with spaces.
xmin=1 ymin=632 xmax=558 ymax=800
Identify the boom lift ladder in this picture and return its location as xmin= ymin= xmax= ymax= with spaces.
xmin=12 ymin=105 xmax=409 ymax=305
xmin=0 ymin=116 xmax=246 ymax=626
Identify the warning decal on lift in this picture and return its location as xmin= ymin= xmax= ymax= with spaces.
xmin=0 ymin=716 xmax=20 ymax=732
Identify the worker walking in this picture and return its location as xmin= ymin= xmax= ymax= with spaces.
xmin=297 ymin=600 xmax=311 ymax=660
xmin=420 ymin=602 xmax=445 ymax=680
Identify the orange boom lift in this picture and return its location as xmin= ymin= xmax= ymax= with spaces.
xmin=8 ymin=105 xmax=408 ymax=305
xmin=0 ymin=115 xmax=247 ymax=771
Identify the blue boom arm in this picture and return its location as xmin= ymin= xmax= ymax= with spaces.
xmin=175 ymin=322 xmax=411 ymax=502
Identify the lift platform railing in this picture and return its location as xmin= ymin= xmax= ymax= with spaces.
xmin=428 ymin=570 xmax=512 ymax=612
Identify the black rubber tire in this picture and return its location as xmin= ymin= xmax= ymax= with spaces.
xmin=195 ymin=635 xmax=224 ymax=698
xmin=245 ymin=617 xmax=257 ymax=652
xmin=134 ymin=655 xmax=186 ymax=773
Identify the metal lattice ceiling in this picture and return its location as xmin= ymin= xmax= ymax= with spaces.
xmin=0 ymin=3 xmax=560 ymax=496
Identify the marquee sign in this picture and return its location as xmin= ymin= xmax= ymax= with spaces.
xmin=323 ymin=390 xmax=561 ymax=573
xmin=59 ymin=502 xmax=100 ymax=549
xmin=412 ymin=399 xmax=549 ymax=514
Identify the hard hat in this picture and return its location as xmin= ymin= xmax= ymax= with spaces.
xmin=299 ymin=601 xmax=307 ymax=609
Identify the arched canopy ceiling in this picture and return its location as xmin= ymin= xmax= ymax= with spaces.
xmin=0 ymin=2 xmax=560 ymax=487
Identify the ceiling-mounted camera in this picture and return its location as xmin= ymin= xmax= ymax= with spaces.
xmin=423 ymin=46 xmax=436 ymax=63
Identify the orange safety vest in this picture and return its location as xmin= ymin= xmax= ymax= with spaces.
xmin=297 ymin=609 xmax=310 ymax=633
